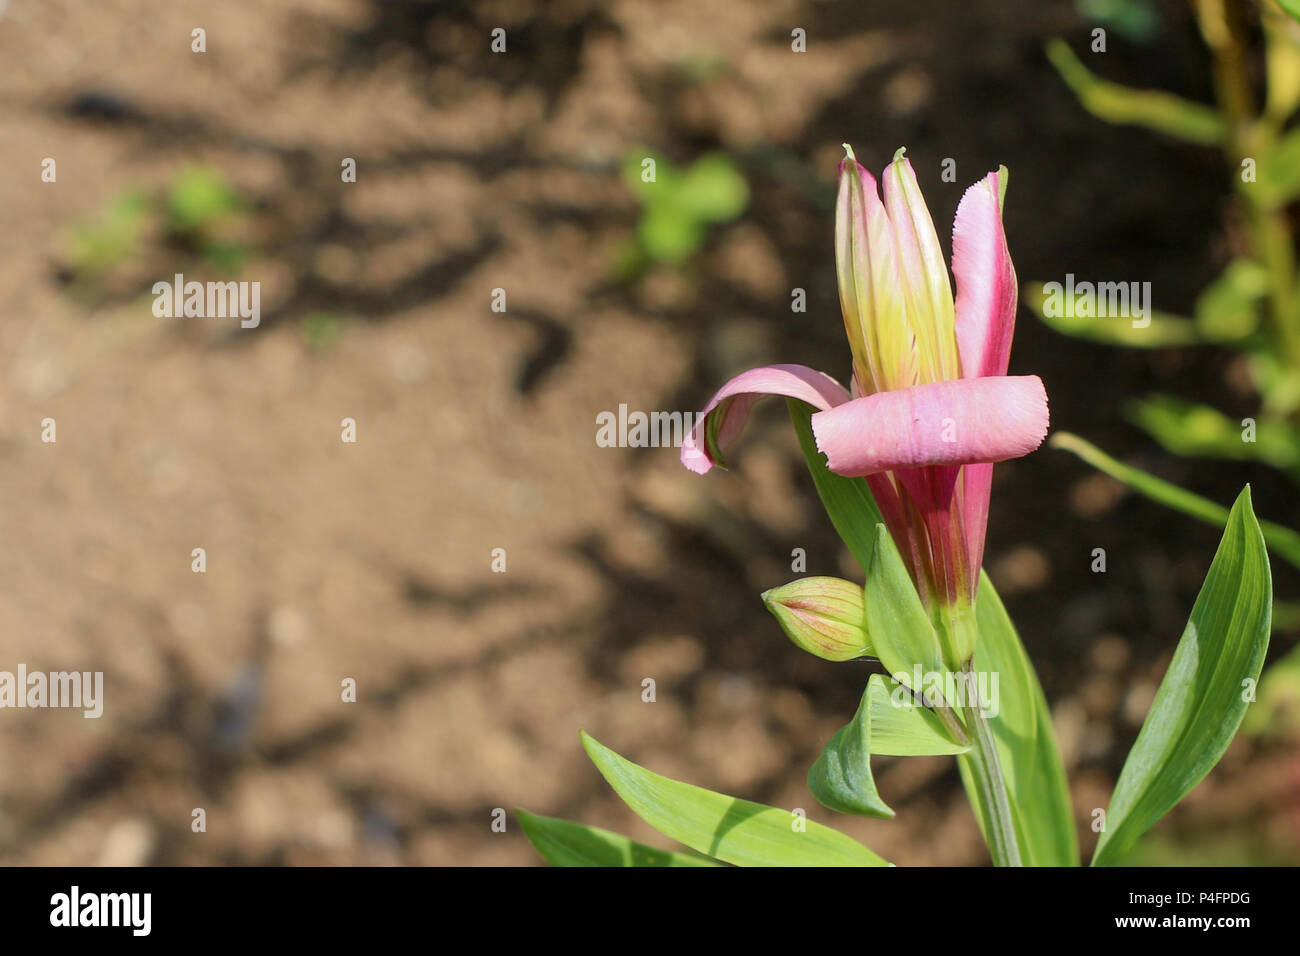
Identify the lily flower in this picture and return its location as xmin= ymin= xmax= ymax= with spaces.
xmin=681 ymin=146 xmax=1048 ymax=667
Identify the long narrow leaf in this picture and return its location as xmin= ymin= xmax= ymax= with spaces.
xmin=788 ymin=398 xmax=884 ymax=571
xmin=1092 ymin=487 xmax=1272 ymax=865
xmin=1051 ymin=431 xmax=1300 ymax=573
xmin=957 ymin=572 xmax=1079 ymax=866
xmin=1045 ymin=39 xmax=1226 ymax=145
xmin=517 ymin=809 xmax=720 ymax=866
xmin=582 ymin=731 xmax=891 ymax=866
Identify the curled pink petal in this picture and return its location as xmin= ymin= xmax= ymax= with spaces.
xmin=810 ymin=375 xmax=1048 ymax=477
xmin=681 ymin=364 xmax=850 ymax=474
xmin=953 ymin=171 xmax=1017 ymax=379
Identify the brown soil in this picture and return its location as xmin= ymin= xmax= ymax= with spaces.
xmin=0 ymin=0 xmax=1295 ymax=865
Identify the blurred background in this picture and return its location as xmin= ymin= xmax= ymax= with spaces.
xmin=0 ymin=0 xmax=1296 ymax=865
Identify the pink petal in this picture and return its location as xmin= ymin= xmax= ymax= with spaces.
xmin=952 ymin=170 xmax=1017 ymax=379
xmin=810 ymin=375 xmax=1049 ymax=477
xmin=960 ymin=461 xmax=994 ymax=592
xmin=681 ymin=364 xmax=850 ymax=474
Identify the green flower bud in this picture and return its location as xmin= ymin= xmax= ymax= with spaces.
xmin=761 ymin=576 xmax=872 ymax=662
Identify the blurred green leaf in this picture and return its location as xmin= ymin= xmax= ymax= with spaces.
xmin=1243 ymin=642 xmax=1300 ymax=738
xmin=1263 ymin=4 xmax=1300 ymax=121
xmin=1248 ymin=350 xmax=1300 ymax=417
xmin=1253 ymin=124 xmax=1300 ymax=209
xmin=1046 ymin=39 xmax=1227 ymax=145
xmin=1280 ymin=0 xmax=1300 ymax=28
xmin=1129 ymin=394 xmax=1300 ymax=470
xmin=1076 ymin=0 xmax=1160 ymax=44
xmin=168 ymin=166 xmax=242 ymax=235
xmin=300 ymin=311 xmax=342 ymax=350
xmin=638 ymin=203 xmax=705 ymax=264
xmin=678 ymin=153 xmax=749 ymax=223
xmin=787 ymin=399 xmax=885 ymax=571
xmin=1024 ymin=281 xmax=1198 ymax=347
xmin=621 ymin=149 xmax=748 ymax=266
xmin=200 ymin=240 xmax=250 ymax=274
xmin=620 ymin=149 xmax=675 ymax=204
xmin=1271 ymin=599 xmax=1300 ymax=630
xmin=1092 ymin=487 xmax=1271 ymax=865
xmin=1193 ymin=259 xmax=1268 ymax=343
xmin=516 ymin=809 xmax=720 ymax=866
xmin=958 ymin=572 xmax=1079 ymax=867
xmin=581 ymin=731 xmax=891 ymax=866
xmin=69 ymin=190 xmax=150 ymax=277
xmin=1051 ymin=431 xmax=1300 ymax=574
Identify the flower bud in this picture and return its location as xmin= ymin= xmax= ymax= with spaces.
xmin=761 ymin=576 xmax=872 ymax=662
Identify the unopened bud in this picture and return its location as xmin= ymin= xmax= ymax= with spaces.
xmin=761 ymin=576 xmax=872 ymax=662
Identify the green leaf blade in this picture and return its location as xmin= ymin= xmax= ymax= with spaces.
xmin=787 ymin=399 xmax=884 ymax=571
xmin=864 ymin=526 xmax=946 ymax=681
xmin=581 ymin=732 xmax=891 ymax=867
xmin=1050 ymin=431 xmax=1300 ymax=573
xmin=1045 ymin=38 xmax=1226 ymax=145
xmin=1024 ymin=281 xmax=1199 ymax=348
xmin=1091 ymin=486 xmax=1272 ymax=866
xmin=808 ymin=680 xmax=895 ymax=819
xmin=867 ymin=674 xmax=969 ymax=756
xmin=959 ymin=573 xmax=1079 ymax=866
xmin=517 ymin=809 xmax=721 ymax=866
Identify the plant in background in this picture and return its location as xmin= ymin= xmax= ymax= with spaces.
xmin=1035 ymin=2 xmax=1300 ymax=473
xmin=64 ymin=166 xmax=250 ymax=283
xmin=518 ymin=146 xmax=1273 ymax=867
xmin=165 ymin=165 xmax=248 ymax=271
xmin=66 ymin=189 xmax=151 ymax=280
xmin=616 ymin=149 xmax=749 ymax=276
xmin=1032 ymin=1 xmax=1300 ymax=731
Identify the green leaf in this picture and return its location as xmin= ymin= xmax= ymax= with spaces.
xmin=1128 ymin=394 xmax=1300 ymax=471
xmin=1050 ymin=431 xmax=1300 ymax=574
xmin=1193 ymin=259 xmax=1268 ymax=343
xmin=957 ymin=572 xmax=1079 ymax=866
xmin=1250 ymin=350 xmax=1300 ymax=417
xmin=168 ymin=166 xmax=242 ymax=234
xmin=1077 ymin=0 xmax=1161 ymax=43
xmin=867 ymin=673 xmax=969 ymax=756
xmin=1092 ymin=486 xmax=1272 ymax=865
xmin=69 ymin=190 xmax=150 ymax=277
xmin=1045 ymin=39 xmax=1227 ymax=146
xmin=807 ymin=673 xmax=966 ymax=820
xmin=1263 ymin=5 xmax=1300 ymax=121
xmin=864 ymin=525 xmax=946 ymax=683
xmin=516 ymin=809 xmax=720 ymax=866
xmin=810 ymin=673 xmax=973 ymax=820
xmin=1243 ymin=641 xmax=1300 ymax=739
xmin=1023 ymin=281 xmax=1198 ymax=348
xmin=678 ymin=153 xmax=749 ymax=223
xmin=1254 ymin=124 xmax=1300 ymax=209
xmin=621 ymin=149 xmax=677 ymax=204
xmin=808 ymin=680 xmax=895 ymax=818
xmin=638 ymin=203 xmax=705 ymax=264
xmin=581 ymin=731 xmax=891 ymax=866
xmin=787 ymin=399 xmax=884 ymax=571
xmin=1278 ymin=0 xmax=1300 ymax=30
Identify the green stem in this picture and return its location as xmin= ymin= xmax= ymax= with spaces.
xmin=961 ymin=665 xmax=1023 ymax=867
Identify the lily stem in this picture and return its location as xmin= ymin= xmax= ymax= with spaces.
xmin=961 ymin=663 xmax=1023 ymax=867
